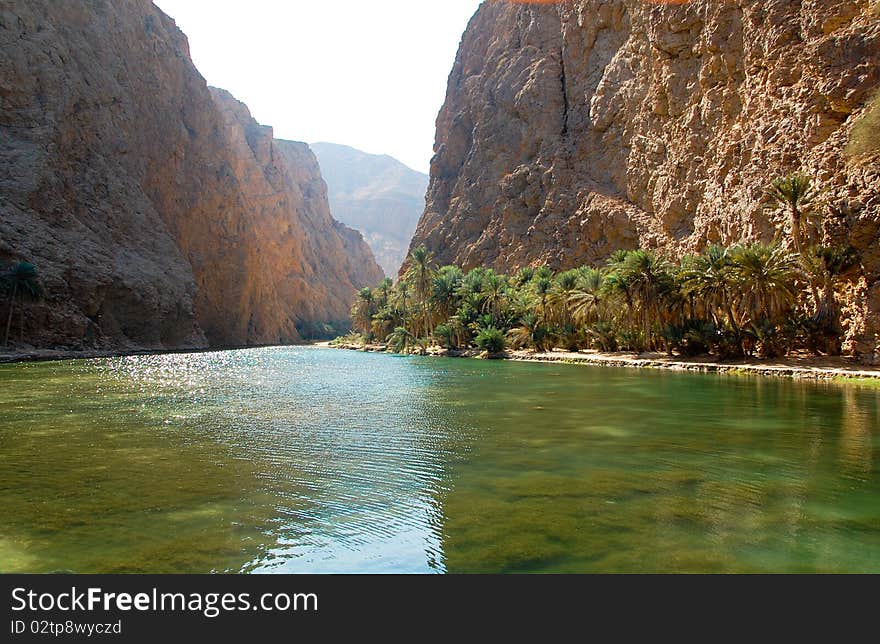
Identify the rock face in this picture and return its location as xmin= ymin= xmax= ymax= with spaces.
xmin=312 ymin=142 xmax=428 ymax=278
xmin=411 ymin=0 xmax=880 ymax=361
xmin=0 ymin=0 xmax=382 ymax=351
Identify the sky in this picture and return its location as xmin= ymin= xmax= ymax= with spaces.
xmin=153 ymin=0 xmax=484 ymax=173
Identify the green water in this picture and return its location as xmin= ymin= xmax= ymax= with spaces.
xmin=1 ymin=347 xmax=878 ymax=573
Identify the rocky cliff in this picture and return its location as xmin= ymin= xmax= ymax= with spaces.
xmin=0 ymin=0 xmax=382 ymax=352
xmin=411 ymin=0 xmax=880 ymax=360
xmin=312 ymin=142 xmax=428 ymax=278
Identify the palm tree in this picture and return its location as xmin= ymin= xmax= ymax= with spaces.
xmin=370 ymin=308 xmax=396 ymax=345
xmin=569 ymin=268 xmax=605 ymax=327
xmin=804 ymin=245 xmax=859 ymax=354
xmin=431 ymin=266 xmax=463 ymax=322
xmin=392 ymin=279 xmax=411 ymax=329
xmin=766 ymin=172 xmax=820 ymax=253
xmin=729 ymin=244 xmax=800 ymax=328
xmin=446 ymin=315 xmax=469 ymax=349
xmin=404 ymin=245 xmax=437 ymax=340
xmin=459 ymin=267 xmax=486 ymax=296
xmin=507 ymin=311 xmax=549 ymax=351
xmin=609 ymin=250 xmax=674 ymax=351
xmin=351 ymin=287 xmax=376 ymax=339
xmin=531 ymin=276 xmax=553 ymax=320
xmin=514 ymin=266 xmax=535 ymax=287
xmin=474 ymin=326 xmax=506 ymax=354
xmin=547 ymin=270 xmax=579 ymax=327
xmin=2 ymin=261 xmax=41 ymax=348
xmin=376 ymin=277 xmax=394 ymax=308
xmin=604 ymin=250 xmax=636 ymax=314
xmin=481 ymin=270 xmax=508 ymax=321
xmin=386 ymin=326 xmax=413 ymax=354
xmin=679 ymin=246 xmax=740 ymax=331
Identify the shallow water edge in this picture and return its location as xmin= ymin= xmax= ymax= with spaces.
xmin=329 ymin=344 xmax=880 ymax=385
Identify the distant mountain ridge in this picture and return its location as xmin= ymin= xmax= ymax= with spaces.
xmin=312 ymin=143 xmax=428 ymax=277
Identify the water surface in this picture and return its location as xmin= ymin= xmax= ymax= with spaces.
xmin=1 ymin=347 xmax=878 ymax=573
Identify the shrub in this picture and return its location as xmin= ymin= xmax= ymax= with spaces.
xmin=662 ymin=320 xmax=716 ymax=357
xmin=434 ymin=324 xmax=455 ymax=349
xmin=475 ymin=326 xmax=506 ymax=353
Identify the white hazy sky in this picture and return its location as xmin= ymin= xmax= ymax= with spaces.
xmin=153 ymin=0 xmax=484 ymax=173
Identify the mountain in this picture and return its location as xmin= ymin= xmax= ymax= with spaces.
xmin=409 ymin=0 xmax=880 ymax=362
xmin=311 ymin=142 xmax=428 ymax=277
xmin=0 ymin=0 xmax=383 ymax=352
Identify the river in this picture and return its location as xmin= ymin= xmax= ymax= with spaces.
xmin=1 ymin=347 xmax=878 ymax=573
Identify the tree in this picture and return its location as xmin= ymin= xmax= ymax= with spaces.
xmin=431 ymin=266 xmax=463 ymax=322
xmin=481 ymin=270 xmax=508 ymax=321
xmin=514 ymin=266 xmax=535 ymax=287
xmin=404 ymin=245 xmax=437 ymax=340
xmin=679 ymin=246 xmax=740 ymax=332
xmin=392 ymin=279 xmax=411 ymax=327
xmin=607 ymin=250 xmax=675 ymax=351
xmin=804 ymin=245 xmax=859 ymax=354
xmin=376 ymin=277 xmax=394 ymax=308
xmin=548 ymin=270 xmax=579 ymax=327
xmin=569 ymin=268 xmax=604 ymax=325
xmin=507 ymin=311 xmax=550 ymax=351
xmin=351 ymin=287 xmax=376 ymax=339
xmin=2 ymin=261 xmax=41 ymax=348
xmin=729 ymin=244 xmax=800 ymax=329
xmin=766 ymin=172 xmax=820 ymax=253
xmin=532 ymin=276 xmax=553 ymax=320
xmin=370 ymin=307 xmax=396 ymax=344
xmin=386 ymin=326 xmax=413 ymax=354
xmin=344 ymin=233 xmax=852 ymax=360
xmin=446 ymin=315 xmax=469 ymax=349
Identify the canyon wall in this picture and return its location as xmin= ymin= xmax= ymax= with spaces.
xmin=0 ymin=0 xmax=382 ymax=352
xmin=412 ymin=0 xmax=880 ymax=360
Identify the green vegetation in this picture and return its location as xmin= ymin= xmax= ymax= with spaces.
xmin=474 ymin=326 xmax=506 ymax=354
xmin=847 ymin=90 xmax=880 ymax=157
xmin=831 ymin=376 xmax=880 ymax=388
xmin=1 ymin=261 xmax=41 ymax=348
xmin=341 ymin=173 xmax=861 ymax=360
xmin=765 ymin=172 xmax=820 ymax=253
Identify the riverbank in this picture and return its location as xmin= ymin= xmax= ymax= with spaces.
xmin=326 ymin=342 xmax=880 ymax=383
